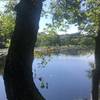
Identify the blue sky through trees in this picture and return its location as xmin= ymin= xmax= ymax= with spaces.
xmin=0 ymin=0 xmax=79 ymax=34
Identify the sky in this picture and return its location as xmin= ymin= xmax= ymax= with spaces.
xmin=0 ymin=0 xmax=79 ymax=35
xmin=0 ymin=1 xmax=5 ymax=11
xmin=39 ymin=0 xmax=79 ymax=34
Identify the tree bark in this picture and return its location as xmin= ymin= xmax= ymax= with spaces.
xmin=3 ymin=0 xmax=45 ymax=100
xmin=92 ymin=69 xmax=99 ymax=100
xmin=92 ymin=20 xmax=100 ymax=100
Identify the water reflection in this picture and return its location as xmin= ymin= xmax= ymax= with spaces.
xmin=35 ymin=48 xmax=93 ymax=57
xmin=0 ymin=54 xmax=6 ymax=74
xmin=33 ymin=50 xmax=94 ymax=100
xmin=86 ymin=61 xmax=100 ymax=100
xmin=86 ymin=62 xmax=95 ymax=79
xmin=0 ymin=49 xmax=95 ymax=100
xmin=0 ymin=76 xmax=7 ymax=100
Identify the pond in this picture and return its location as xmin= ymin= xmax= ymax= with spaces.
xmin=0 ymin=50 xmax=94 ymax=100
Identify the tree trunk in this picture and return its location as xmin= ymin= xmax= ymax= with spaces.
xmin=92 ymin=69 xmax=99 ymax=100
xmin=92 ymin=20 xmax=100 ymax=100
xmin=3 ymin=0 xmax=45 ymax=100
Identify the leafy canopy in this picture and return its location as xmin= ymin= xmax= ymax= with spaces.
xmin=50 ymin=0 xmax=100 ymax=36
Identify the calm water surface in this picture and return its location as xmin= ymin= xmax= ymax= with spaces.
xmin=0 ymin=53 xmax=94 ymax=100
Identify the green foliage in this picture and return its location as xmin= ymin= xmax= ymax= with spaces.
xmin=36 ymin=32 xmax=60 ymax=47
xmin=36 ymin=32 xmax=95 ymax=48
xmin=51 ymin=0 xmax=100 ymax=36
xmin=4 ymin=0 xmax=17 ymax=14
xmin=0 ymin=0 xmax=97 ymax=48
xmin=0 ymin=0 xmax=15 ymax=48
xmin=0 ymin=14 xmax=15 ymax=36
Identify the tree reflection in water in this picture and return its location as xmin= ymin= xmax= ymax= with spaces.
xmin=87 ymin=62 xmax=100 ymax=99
xmin=33 ymin=51 xmax=52 ymax=89
xmin=0 ymin=54 xmax=6 ymax=75
xmin=87 ymin=62 xmax=95 ymax=79
xmin=0 ymin=48 xmax=97 ymax=99
xmin=34 ymin=49 xmax=94 ymax=94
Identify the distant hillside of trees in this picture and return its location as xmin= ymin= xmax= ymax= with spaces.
xmin=36 ymin=32 xmax=95 ymax=48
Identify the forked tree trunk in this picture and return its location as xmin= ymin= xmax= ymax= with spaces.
xmin=3 ymin=0 xmax=45 ymax=100
xmin=92 ymin=20 xmax=100 ymax=100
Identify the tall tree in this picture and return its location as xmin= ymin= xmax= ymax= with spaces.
xmin=3 ymin=0 xmax=45 ymax=100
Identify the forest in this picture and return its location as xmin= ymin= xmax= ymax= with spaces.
xmin=0 ymin=0 xmax=95 ymax=49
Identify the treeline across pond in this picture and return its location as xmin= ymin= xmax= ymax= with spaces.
xmin=0 ymin=24 xmax=95 ymax=49
xmin=36 ymin=32 xmax=95 ymax=48
xmin=0 ymin=47 xmax=94 ymax=75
